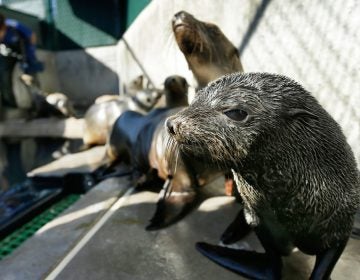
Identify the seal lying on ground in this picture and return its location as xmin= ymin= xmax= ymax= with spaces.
xmin=172 ymin=11 xmax=243 ymax=88
xmin=105 ymin=75 xmax=191 ymax=195
xmin=82 ymin=77 xmax=162 ymax=147
xmin=107 ymin=75 xmax=188 ymax=163
xmin=166 ymin=72 xmax=360 ymax=279
xmin=45 ymin=92 xmax=75 ymax=117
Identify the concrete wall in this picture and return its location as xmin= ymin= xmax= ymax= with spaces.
xmin=118 ymin=0 xmax=360 ymax=166
xmin=36 ymin=46 xmax=120 ymax=107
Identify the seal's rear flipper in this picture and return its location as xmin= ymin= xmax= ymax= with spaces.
xmin=196 ymin=242 xmax=282 ymax=280
xmin=310 ymin=241 xmax=347 ymax=280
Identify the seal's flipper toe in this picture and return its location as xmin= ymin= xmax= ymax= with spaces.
xmin=196 ymin=242 xmax=281 ymax=280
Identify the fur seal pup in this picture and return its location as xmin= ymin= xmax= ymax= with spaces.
xmin=166 ymin=72 xmax=360 ymax=279
xmin=105 ymin=75 xmax=207 ymax=229
xmin=172 ymin=11 xmax=243 ymax=88
xmin=45 ymin=92 xmax=75 ymax=117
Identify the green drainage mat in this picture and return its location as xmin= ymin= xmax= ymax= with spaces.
xmin=0 ymin=194 xmax=80 ymax=260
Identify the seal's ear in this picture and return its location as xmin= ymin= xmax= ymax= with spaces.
xmin=284 ymin=108 xmax=319 ymax=120
xmin=234 ymin=48 xmax=240 ymax=58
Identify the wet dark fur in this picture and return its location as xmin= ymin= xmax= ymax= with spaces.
xmin=167 ymin=72 xmax=360 ymax=277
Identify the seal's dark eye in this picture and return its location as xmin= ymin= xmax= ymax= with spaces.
xmin=224 ymin=109 xmax=248 ymax=121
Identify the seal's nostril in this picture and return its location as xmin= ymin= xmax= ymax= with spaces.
xmin=164 ymin=77 xmax=176 ymax=88
xmin=174 ymin=11 xmax=184 ymax=19
xmin=166 ymin=119 xmax=176 ymax=135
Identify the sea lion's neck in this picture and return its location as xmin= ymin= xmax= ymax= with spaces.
xmin=165 ymin=95 xmax=188 ymax=108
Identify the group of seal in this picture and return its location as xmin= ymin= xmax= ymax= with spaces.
xmin=166 ymin=72 xmax=360 ymax=279
xmin=87 ymin=9 xmax=360 ymax=280
xmin=146 ymin=11 xmax=244 ymax=229
xmin=106 ymin=11 xmax=244 ymax=230
xmin=82 ymin=75 xmax=162 ymax=148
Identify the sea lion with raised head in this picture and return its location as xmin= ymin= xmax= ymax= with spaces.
xmin=105 ymin=75 xmax=189 ymax=191
xmin=166 ymin=72 xmax=360 ymax=279
xmin=107 ymin=75 xmax=188 ymax=163
xmin=172 ymin=11 xmax=243 ymax=88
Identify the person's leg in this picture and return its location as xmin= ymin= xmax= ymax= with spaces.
xmin=0 ymin=55 xmax=17 ymax=107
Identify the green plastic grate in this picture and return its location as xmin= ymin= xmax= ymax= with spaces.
xmin=0 ymin=194 xmax=80 ymax=260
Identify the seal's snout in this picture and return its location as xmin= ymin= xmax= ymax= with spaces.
xmin=164 ymin=76 xmax=188 ymax=93
xmin=166 ymin=118 xmax=177 ymax=136
xmin=164 ymin=76 xmax=177 ymax=88
xmin=173 ymin=11 xmax=187 ymax=21
xmin=172 ymin=11 xmax=191 ymax=28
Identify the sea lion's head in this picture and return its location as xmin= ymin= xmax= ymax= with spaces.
xmin=172 ymin=11 xmax=243 ymax=87
xmin=164 ymin=75 xmax=189 ymax=108
xmin=166 ymin=72 xmax=319 ymax=170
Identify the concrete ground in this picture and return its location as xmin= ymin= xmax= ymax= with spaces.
xmin=0 ymin=173 xmax=359 ymax=280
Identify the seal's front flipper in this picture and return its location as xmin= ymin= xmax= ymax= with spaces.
xmin=145 ymin=187 xmax=197 ymax=231
xmin=93 ymin=162 xmax=132 ymax=181
xmin=196 ymin=242 xmax=282 ymax=280
xmin=146 ymin=165 xmax=200 ymax=230
xmin=310 ymin=240 xmax=347 ymax=280
xmin=220 ymin=208 xmax=251 ymax=244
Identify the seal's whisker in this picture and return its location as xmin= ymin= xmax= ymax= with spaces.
xmin=165 ymin=135 xmax=181 ymax=176
xmin=164 ymin=26 xmax=177 ymax=58
xmin=173 ymin=147 xmax=180 ymax=175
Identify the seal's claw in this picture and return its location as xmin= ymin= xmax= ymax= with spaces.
xmin=196 ymin=242 xmax=282 ymax=280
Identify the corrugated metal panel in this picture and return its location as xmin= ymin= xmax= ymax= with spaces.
xmin=1 ymin=0 xmax=151 ymax=50
xmin=48 ymin=0 xmax=123 ymax=50
xmin=126 ymin=0 xmax=151 ymax=28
